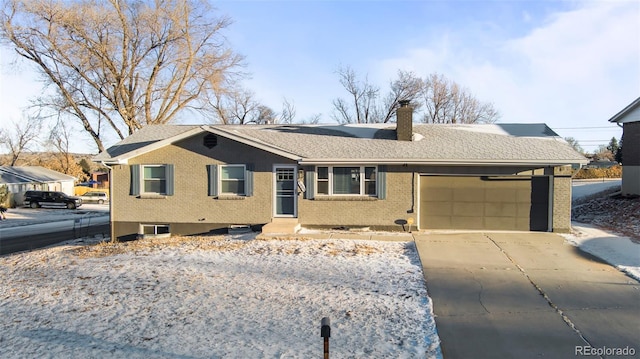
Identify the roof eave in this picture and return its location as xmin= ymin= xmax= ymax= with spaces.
xmin=298 ymin=158 xmax=589 ymax=166
xmin=92 ymin=127 xmax=206 ymax=164
xmin=608 ymin=97 xmax=640 ymax=123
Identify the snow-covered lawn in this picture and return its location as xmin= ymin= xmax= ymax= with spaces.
xmin=0 ymin=234 xmax=442 ymax=358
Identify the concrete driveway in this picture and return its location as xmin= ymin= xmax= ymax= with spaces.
xmin=414 ymin=232 xmax=640 ymax=359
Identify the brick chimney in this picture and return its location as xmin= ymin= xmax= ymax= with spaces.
xmin=396 ymin=100 xmax=413 ymax=141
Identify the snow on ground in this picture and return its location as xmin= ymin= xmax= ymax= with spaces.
xmin=571 ymin=178 xmax=621 ymax=201
xmin=0 ymin=204 xmax=108 ymax=229
xmin=566 ymin=178 xmax=640 ymax=281
xmin=562 ymin=223 xmax=640 ymax=281
xmin=0 ymin=234 xmax=442 ymax=359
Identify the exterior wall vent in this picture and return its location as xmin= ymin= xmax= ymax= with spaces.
xmin=203 ymin=134 xmax=218 ymax=149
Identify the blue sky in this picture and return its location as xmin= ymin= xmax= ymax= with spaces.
xmin=1 ymin=0 xmax=638 ymax=154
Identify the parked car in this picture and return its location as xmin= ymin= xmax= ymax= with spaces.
xmin=23 ymin=190 xmax=82 ymax=209
xmin=79 ymin=191 xmax=109 ymax=204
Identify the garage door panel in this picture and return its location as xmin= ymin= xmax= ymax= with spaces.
xmin=484 ymin=203 xmax=518 ymax=217
xmin=453 ymin=202 xmax=484 ymax=216
xmin=451 ymin=216 xmax=484 ymax=229
xmin=420 ymin=175 xmax=549 ymax=231
xmin=517 ymin=189 xmax=532 ymax=202
xmin=516 ymin=203 xmax=531 ymax=217
xmin=516 ymin=217 xmax=531 ymax=231
xmin=422 ymin=188 xmax=453 ymax=202
xmin=423 ymin=202 xmax=452 ymax=216
xmin=453 ymin=188 xmax=484 ymax=202
xmin=427 ymin=216 xmax=453 ymax=228
xmin=485 ymin=188 xmax=518 ymax=202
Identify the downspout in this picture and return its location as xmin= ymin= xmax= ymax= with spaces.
xmin=101 ymin=161 xmax=116 ymax=243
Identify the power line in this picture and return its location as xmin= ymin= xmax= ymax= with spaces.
xmin=554 ymin=126 xmax=618 ymax=129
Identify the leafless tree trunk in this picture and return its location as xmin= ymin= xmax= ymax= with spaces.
xmin=2 ymin=0 xmax=243 ymax=152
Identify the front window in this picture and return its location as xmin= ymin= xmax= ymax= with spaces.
xmin=220 ymin=165 xmax=246 ymax=195
xmin=316 ymin=166 xmax=377 ymax=196
xmin=143 ymin=165 xmax=167 ymax=194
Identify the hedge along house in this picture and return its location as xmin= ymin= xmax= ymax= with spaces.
xmin=94 ymin=104 xmax=587 ymax=240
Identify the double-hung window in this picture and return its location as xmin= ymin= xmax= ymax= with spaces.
xmin=316 ymin=166 xmax=377 ymax=196
xmin=207 ymin=164 xmax=254 ymax=197
xmin=130 ymin=164 xmax=174 ymax=196
xmin=220 ymin=165 xmax=246 ymax=195
xmin=143 ymin=165 xmax=167 ymax=194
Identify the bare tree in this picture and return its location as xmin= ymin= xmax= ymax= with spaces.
xmin=591 ymin=145 xmax=614 ymax=161
xmin=564 ymin=137 xmax=584 ymax=155
xmin=378 ymin=70 xmax=423 ymax=123
xmin=299 ymin=113 xmax=322 ymax=124
xmin=279 ymin=97 xmax=296 ymax=124
xmin=209 ymin=88 xmax=259 ymax=124
xmin=420 ymin=73 xmax=499 ymax=124
xmin=331 ymin=65 xmax=380 ymax=124
xmin=332 ymin=67 xmax=424 ymax=124
xmin=45 ymin=120 xmax=86 ymax=180
xmin=209 ymin=89 xmax=296 ymax=125
xmin=2 ymin=0 xmax=243 ymax=152
xmin=0 ymin=115 xmax=41 ymax=166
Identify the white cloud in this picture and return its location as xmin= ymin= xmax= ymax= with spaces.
xmin=372 ymin=1 xmax=637 ymax=144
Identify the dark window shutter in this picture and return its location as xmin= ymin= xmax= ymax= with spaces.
xmin=377 ymin=165 xmax=386 ymax=199
xmin=304 ymin=167 xmax=315 ymax=200
xmin=165 ymin=164 xmax=174 ymax=196
xmin=245 ymin=164 xmax=254 ymax=197
xmin=130 ymin=165 xmax=140 ymax=196
xmin=207 ymin=164 xmax=218 ymax=196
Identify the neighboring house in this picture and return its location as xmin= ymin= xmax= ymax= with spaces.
xmin=0 ymin=166 xmax=78 ymax=206
xmin=608 ymin=97 xmax=640 ymax=196
xmin=94 ymin=104 xmax=587 ymax=240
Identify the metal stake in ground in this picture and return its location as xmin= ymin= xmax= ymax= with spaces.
xmin=321 ymin=317 xmax=330 ymax=359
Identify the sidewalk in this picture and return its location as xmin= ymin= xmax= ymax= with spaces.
xmin=414 ymin=232 xmax=640 ymax=359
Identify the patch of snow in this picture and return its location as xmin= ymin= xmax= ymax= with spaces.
xmin=319 ymin=123 xmax=393 ymax=139
xmin=0 ymin=204 xmax=108 ymax=229
xmin=0 ymin=234 xmax=442 ymax=358
xmin=562 ymin=222 xmax=640 ymax=281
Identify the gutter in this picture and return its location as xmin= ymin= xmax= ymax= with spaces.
xmin=298 ymin=158 xmax=589 ymax=166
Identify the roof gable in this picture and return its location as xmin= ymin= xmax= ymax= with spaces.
xmin=608 ymin=97 xmax=640 ymax=124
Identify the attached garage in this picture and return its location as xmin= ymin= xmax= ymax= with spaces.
xmin=420 ymin=175 xmax=550 ymax=231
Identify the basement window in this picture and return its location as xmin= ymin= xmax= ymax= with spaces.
xmin=140 ymin=224 xmax=170 ymax=238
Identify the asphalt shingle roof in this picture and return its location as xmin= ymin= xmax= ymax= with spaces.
xmin=0 ymin=166 xmax=77 ymax=184
xmin=94 ymin=123 xmax=587 ymax=165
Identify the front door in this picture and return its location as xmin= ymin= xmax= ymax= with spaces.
xmin=274 ymin=166 xmax=297 ymax=217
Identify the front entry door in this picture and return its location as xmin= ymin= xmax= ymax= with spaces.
xmin=274 ymin=166 xmax=296 ymax=217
